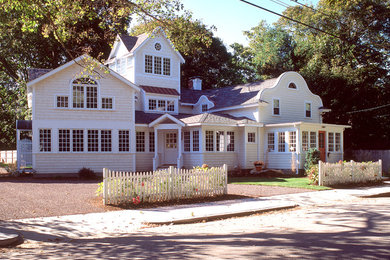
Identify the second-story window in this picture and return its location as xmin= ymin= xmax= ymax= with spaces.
xmin=72 ymin=78 xmax=98 ymax=109
xmin=145 ymin=55 xmax=153 ymax=73
xmin=273 ymin=99 xmax=280 ymax=115
xmin=305 ymin=102 xmax=312 ymax=118
xmin=154 ymin=57 xmax=162 ymax=74
xmin=202 ymin=104 xmax=208 ymax=112
xmin=163 ymin=58 xmax=170 ymax=76
xmin=145 ymin=55 xmax=171 ymax=76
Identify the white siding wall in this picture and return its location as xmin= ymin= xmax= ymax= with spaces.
xmin=135 ymin=153 xmax=154 ymax=171
xmin=35 ymin=153 xmax=134 ymax=174
xmin=259 ymin=72 xmax=323 ymax=124
xmin=183 ymin=153 xmax=203 ymax=168
xmin=134 ymin=34 xmax=181 ymax=91
xmin=203 ymin=153 xmax=238 ymax=169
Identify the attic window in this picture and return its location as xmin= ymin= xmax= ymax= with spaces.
xmin=288 ymin=83 xmax=297 ymax=89
xmin=202 ymin=104 xmax=208 ymax=112
xmin=155 ymin=43 xmax=161 ymax=51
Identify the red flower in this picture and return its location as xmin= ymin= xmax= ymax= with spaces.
xmin=141 ymin=182 xmax=144 ymax=186
xmin=195 ymin=188 xmax=198 ymax=192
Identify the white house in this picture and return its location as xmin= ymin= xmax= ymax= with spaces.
xmin=21 ymin=29 xmax=350 ymax=175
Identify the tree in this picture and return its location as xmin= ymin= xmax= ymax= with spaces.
xmin=242 ymin=0 xmax=390 ymax=149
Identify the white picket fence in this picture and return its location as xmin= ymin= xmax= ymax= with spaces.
xmin=318 ymin=160 xmax=382 ymax=186
xmin=102 ymin=165 xmax=228 ymax=205
xmin=0 ymin=150 xmax=17 ymax=164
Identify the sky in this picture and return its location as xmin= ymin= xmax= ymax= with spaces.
xmin=181 ymin=0 xmax=319 ymax=47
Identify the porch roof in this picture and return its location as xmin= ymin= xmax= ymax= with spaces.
xmin=135 ymin=111 xmax=257 ymax=126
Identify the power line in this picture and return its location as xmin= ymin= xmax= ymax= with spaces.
xmin=238 ymin=0 xmax=343 ymax=40
xmin=267 ymin=0 xmax=290 ymax=8
xmin=346 ymin=104 xmax=390 ymax=114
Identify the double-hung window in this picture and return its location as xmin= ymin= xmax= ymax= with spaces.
xmin=184 ymin=131 xmax=191 ymax=152
xmin=163 ymin=58 xmax=171 ymax=75
xmin=136 ymin=132 xmax=145 ymax=152
xmin=216 ymin=131 xmax=225 ymax=152
xmin=268 ymin=133 xmax=275 ymax=151
xmin=154 ymin=56 xmax=162 ymax=74
xmin=305 ymin=102 xmax=312 ymax=118
xmin=145 ymin=55 xmax=153 ymax=73
xmin=302 ymin=131 xmax=309 ymax=151
xmin=289 ymin=132 xmax=296 ymax=152
xmin=145 ymin=55 xmax=171 ymax=76
xmin=310 ymin=132 xmax=317 ymax=148
xmin=248 ymin=132 xmax=255 ymax=143
xmin=205 ymin=131 xmax=214 ymax=151
xmin=72 ymin=130 xmax=84 ymax=152
xmin=335 ymin=133 xmax=341 ymax=152
xmin=39 ymin=129 xmax=51 ymax=152
xmin=273 ymin=99 xmax=280 ymax=115
xmin=88 ymin=130 xmax=99 ymax=152
xmin=278 ymin=132 xmax=285 ymax=152
xmin=119 ymin=130 xmax=130 ymax=152
xmin=149 ymin=132 xmax=155 ymax=152
xmin=56 ymin=96 xmax=68 ymax=108
xmin=58 ymin=129 xmax=70 ymax=152
xmin=192 ymin=131 xmax=199 ymax=151
xmin=328 ymin=132 xmax=335 ymax=152
xmin=102 ymin=98 xmax=113 ymax=109
xmin=227 ymin=131 xmax=235 ymax=152
xmin=101 ymin=130 xmax=112 ymax=152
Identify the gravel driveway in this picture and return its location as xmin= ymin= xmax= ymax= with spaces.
xmin=0 ymin=177 xmax=313 ymax=220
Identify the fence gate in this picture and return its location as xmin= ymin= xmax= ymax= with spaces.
xmin=17 ymin=138 xmax=32 ymax=169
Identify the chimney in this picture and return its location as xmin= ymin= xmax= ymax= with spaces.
xmin=188 ymin=77 xmax=202 ymax=91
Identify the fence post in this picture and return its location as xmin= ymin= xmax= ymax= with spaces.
xmin=379 ymin=159 xmax=382 ymax=179
xmin=318 ymin=161 xmax=322 ymax=186
xmin=350 ymin=160 xmax=354 ymax=182
xmin=103 ymin=168 xmax=107 ymax=205
xmin=223 ymin=164 xmax=228 ymax=194
xmin=168 ymin=166 xmax=174 ymax=200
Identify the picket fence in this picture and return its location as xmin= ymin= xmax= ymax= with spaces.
xmin=0 ymin=150 xmax=17 ymax=164
xmin=318 ymin=160 xmax=382 ymax=186
xmin=102 ymin=165 xmax=228 ymax=205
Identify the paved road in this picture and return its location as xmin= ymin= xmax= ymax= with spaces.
xmin=2 ymin=196 xmax=390 ymax=259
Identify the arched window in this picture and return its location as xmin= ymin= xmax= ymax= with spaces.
xmin=288 ymin=83 xmax=297 ymax=89
xmin=72 ymin=78 xmax=98 ymax=109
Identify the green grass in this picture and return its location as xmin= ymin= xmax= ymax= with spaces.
xmin=229 ymin=177 xmax=331 ymax=190
xmin=0 ymin=162 xmax=8 ymax=168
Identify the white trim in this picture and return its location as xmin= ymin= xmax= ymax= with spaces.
xmin=149 ymin=114 xmax=185 ymax=127
xmin=265 ymin=122 xmax=351 ymax=129
xmin=27 ymin=54 xmax=140 ymax=92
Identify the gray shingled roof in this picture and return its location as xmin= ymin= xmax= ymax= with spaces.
xmin=119 ymin=33 xmax=149 ymax=53
xmin=181 ymin=78 xmax=278 ymax=109
xmin=28 ymin=68 xmax=52 ymax=82
xmin=135 ymin=111 xmax=256 ymax=125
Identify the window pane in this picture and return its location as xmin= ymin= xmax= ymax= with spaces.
xmin=149 ymin=132 xmax=155 ymax=152
xmin=328 ymin=132 xmax=334 ymax=152
xmin=102 ymin=98 xmax=113 ymax=109
xmin=163 ymin=58 xmax=170 ymax=76
xmin=59 ymin=129 xmax=70 ymax=152
xmin=88 ymin=130 xmax=99 ymax=152
xmin=278 ymin=132 xmax=285 ymax=152
xmin=145 ymin=55 xmax=152 ymax=73
xmin=158 ymin=100 xmax=166 ymax=111
xmin=72 ymin=130 xmax=84 ymax=152
xmin=154 ymin=56 xmax=162 ymax=74
xmin=216 ymin=131 xmax=224 ymax=152
xmin=302 ymin=131 xmax=308 ymax=151
xmin=273 ymin=99 xmax=280 ymax=115
xmin=227 ymin=131 xmax=235 ymax=151
xmin=119 ymin=130 xmax=129 ymax=152
xmin=202 ymin=104 xmax=208 ymax=112
xmin=167 ymin=101 xmax=175 ymax=111
xmin=73 ymin=86 xmax=84 ymax=108
xmin=101 ymin=130 xmax=112 ymax=152
xmin=248 ymin=132 xmax=255 ymax=143
xmin=192 ymin=131 xmax=199 ymax=151
xmin=289 ymin=132 xmax=296 ymax=152
xmin=136 ymin=132 xmax=145 ymax=152
xmin=268 ymin=132 xmax=275 ymax=151
xmin=310 ymin=132 xmax=316 ymax=148
xmin=39 ymin=129 xmax=51 ymax=152
xmin=86 ymin=86 xmax=98 ymax=108
xmin=57 ymin=96 xmax=68 ymax=108
xmin=149 ymin=99 xmax=156 ymax=110
xmin=205 ymin=131 xmax=214 ymax=151
xmin=184 ymin=131 xmax=190 ymax=152
xmin=335 ymin=133 xmax=341 ymax=152
xmin=305 ymin=103 xmax=311 ymax=117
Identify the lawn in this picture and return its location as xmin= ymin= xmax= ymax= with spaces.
xmin=229 ymin=177 xmax=331 ymax=190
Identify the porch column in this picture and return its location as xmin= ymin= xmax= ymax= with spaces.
xmin=177 ymin=127 xmax=182 ymax=168
xmin=153 ymin=128 xmax=158 ymax=170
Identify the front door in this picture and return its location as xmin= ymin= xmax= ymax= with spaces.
xmin=318 ymin=131 xmax=326 ymax=162
xmin=164 ymin=132 xmax=178 ymax=165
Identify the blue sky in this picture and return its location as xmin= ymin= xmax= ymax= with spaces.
xmin=181 ymin=0 xmax=319 ymax=47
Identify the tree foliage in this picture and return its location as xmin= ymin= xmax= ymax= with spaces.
xmin=240 ymin=0 xmax=390 ymax=149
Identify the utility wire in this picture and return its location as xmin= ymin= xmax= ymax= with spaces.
xmin=238 ymin=0 xmax=343 ymax=40
xmin=346 ymin=104 xmax=390 ymax=114
xmin=267 ymin=0 xmax=290 ymax=8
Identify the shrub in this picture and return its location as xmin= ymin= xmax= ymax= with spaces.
xmin=304 ymin=148 xmax=321 ymax=171
xmin=78 ymin=167 xmax=95 ymax=179
xmin=307 ymin=164 xmax=319 ymax=185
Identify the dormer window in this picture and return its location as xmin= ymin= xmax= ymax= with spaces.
xmin=305 ymin=102 xmax=312 ymax=118
xmin=148 ymin=98 xmax=175 ymax=112
xmin=288 ymin=83 xmax=297 ymax=89
xmin=202 ymin=104 xmax=208 ymax=112
xmin=273 ymin=99 xmax=280 ymax=115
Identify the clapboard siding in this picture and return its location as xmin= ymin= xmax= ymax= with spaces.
xmin=134 ymin=34 xmax=181 ymax=90
xmin=266 ymin=153 xmax=296 ymax=169
xmin=259 ymin=72 xmax=322 ymax=124
xmin=33 ymin=64 xmax=134 ymax=121
xmin=34 ymin=153 xmax=134 ymax=174
xmin=183 ymin=153 xmax=203 ymax=168
xmin=135 ymin=153 xmax=154 ymax=171
xmin=203 ymin=153 xmax=238 ymax=169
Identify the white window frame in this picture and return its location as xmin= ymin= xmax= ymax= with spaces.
xmin=184 ymin=131 xmax=191 ymax=152
xmin=335 ymin=133 xmax=341 ymax=152
xmin=289 ymin=131 xmax=297 ymax=152
xmin=302 ymin=131 xmax=309 ymax=151
xmin=71 ymin=78 xmax=101 ymax=110
xmin=101 ymin=130 xmax=112 ymax=152
xmin=288 ymin=82 xmax=298 ymax=90
xmin=227 ymin=131 xmax=235 ymax=152
xmin=205 ymin=131 xmax=214 ymax=152
xmin=136 ymin=132 xmax=145 ymax=152
xmin=55 ymin=95 xmax=69 ymax=108
xmin=87 ymin=129 xmax=99 ymax=152
xmin=144 ymin=54 xmax=171 ymax=77
xmin=248 ymin=132 xmax=256 ymax=143
xmin=149 ymin=131 xmax=155 ymax=152
xmin=72 ymin=129 xmax=84 ymax=152
xmin=39 ymin=129 xmax=52 ymax=152
xmin=310 ymin=131 xmax=317 ymax=148
xmin=216 ymin=131 xmax=225 ymax=152
xmin=192 ymin=130 xmax=200 ymax=152
xmin=119 ymin=130 xmax=130 ymax=152
xmin=328 ymin=132 xmax=335 ymax=152
xmin=278 ymin=132 xmax=286 ymax=152
xmin=202 ymin=104 xmax=208 ymax=112
xmin=273 ymin=98 xmax=280 ymax=116
xmin=267 ymin=132 xmax=275 ymax=152
xmin=163 ymin=58 xmax=171 ymax=76
xmin=102 ymin=97 xmax=114 ymax=110
xmin=305 ymin=101 xmax=312 ymax=118
xmin=58 ymin=129 xmax=71 ymax=152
